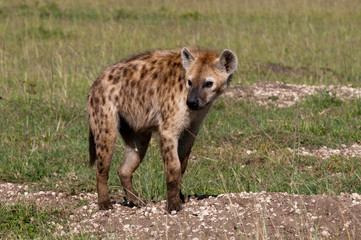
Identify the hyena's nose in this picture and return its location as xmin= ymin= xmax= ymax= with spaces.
xmin=186 ymin=98 xmax=199 ymax=110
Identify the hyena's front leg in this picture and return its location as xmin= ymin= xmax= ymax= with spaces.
xmin=178 ymin=129 xmax=198 ymax=174
xmin=159 ymin=131 xmax=182 ymax=212
xmin=177 ymin=128 xmax=198 ymax=202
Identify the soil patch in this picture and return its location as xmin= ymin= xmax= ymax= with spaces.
xmin=288 ymin=144 xmax=361 ymax=159
xmin=224 ymin=81 xmax=361 ymax=108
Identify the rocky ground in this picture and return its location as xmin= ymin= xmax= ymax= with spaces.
xmin=1 ymin=182 xmax=361 ymax=239
xmin=1 ymin=81 xmax=360 ymax=239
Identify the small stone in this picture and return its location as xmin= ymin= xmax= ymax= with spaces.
xmin=351 ymin=193 xmax=361 ymax=201
xmin=202 ymin=209 xmax=209 ymax=216
xmin=151 ymin=206 xmax=157 ymax=213
xmin=321 ymin=230 xmax=330 ymax=238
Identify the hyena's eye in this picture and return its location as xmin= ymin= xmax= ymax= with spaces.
xmin=187 ymin=79 xmax=192 ymax=87
xmin=204 ymin=81 xmax=213 ymax=88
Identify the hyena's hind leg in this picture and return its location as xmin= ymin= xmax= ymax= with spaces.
xmin=88 ymin=108 xmax=118 ymax=210
xmin=117 ymin=116 xmax=152 ymax=207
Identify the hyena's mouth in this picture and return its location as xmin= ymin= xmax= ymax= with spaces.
xmin=186 ymin=100 xmax=210 ymax=111
xmin=188 ymin=106 xmax=201 ymax=111
xmin=186 ymin=98 xmax=199 ymax=110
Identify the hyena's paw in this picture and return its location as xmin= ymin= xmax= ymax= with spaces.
xmin=98 ymin=200 xmax=113 ymax=210
xmin=167 ymin=198 xmax=182 ymax=213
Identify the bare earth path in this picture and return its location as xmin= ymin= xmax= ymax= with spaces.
xmin=2 ymin=82 xmax=361 ymax=239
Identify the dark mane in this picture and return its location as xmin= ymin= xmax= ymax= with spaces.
xmin=123 ymin=51 xmax=154 ymax=63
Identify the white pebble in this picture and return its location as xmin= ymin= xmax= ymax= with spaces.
xmin=151 ymin=206 xmax=157 ymax=213
xmin=321 ymin=230 xmax=330 ymax=237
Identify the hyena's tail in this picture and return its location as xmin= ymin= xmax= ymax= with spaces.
xmin=89 ymin=127 xmax=96 ymax=167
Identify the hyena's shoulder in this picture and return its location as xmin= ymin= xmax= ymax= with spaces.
xmin=94 ymin=49 xmax=182 ymax=85
xmin=114 ymin=49 xmax=182 ymax=69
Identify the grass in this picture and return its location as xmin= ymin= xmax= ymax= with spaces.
xmin=0 ymin=0 xmax=360 ymax=238
xmin=1 ymin=92 xmax=359 ymax=197
xmin=0 ymin=200 xmax=69 ymax=239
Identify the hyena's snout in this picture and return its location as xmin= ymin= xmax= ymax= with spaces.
xmin=186 ymin=87 xmax=201 ymax=110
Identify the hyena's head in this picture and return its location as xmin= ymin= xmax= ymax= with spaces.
xmin=181 ymin=47 xmax=238 ymax=110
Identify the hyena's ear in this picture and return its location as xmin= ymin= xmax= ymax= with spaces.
xmin=181 ymin=47 xmax=195 ymax=72
xmin=217 ymin=49 xmax=238 ymax=75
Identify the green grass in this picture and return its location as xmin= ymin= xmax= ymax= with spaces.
xmin=0 ymin=0 xmax=360 ymax=237
xmin=0 ymin=200 xmax=69 ymax=239
xmin=1 ymin=92 xmax=360 ymax=198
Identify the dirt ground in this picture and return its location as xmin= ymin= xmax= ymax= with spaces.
xmin=2 ymin=82 xmax=361 ymax=239
xmin=1 ymin=182 xmax=361 ymax=239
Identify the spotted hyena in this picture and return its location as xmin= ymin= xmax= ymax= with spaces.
xmin=87 ymin=47 xmax=237 ymax=212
